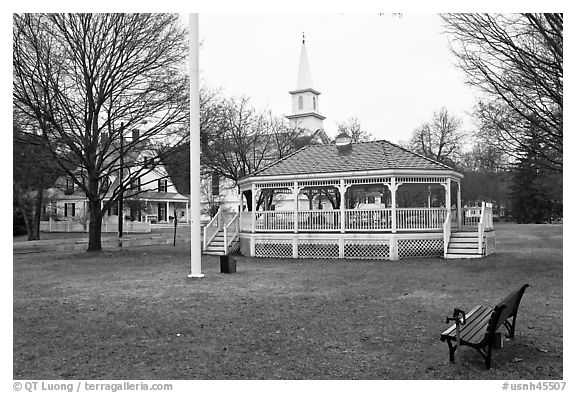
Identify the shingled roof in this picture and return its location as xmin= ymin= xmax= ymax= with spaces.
xmin=250 ymin=140 xmax=458 ymax=178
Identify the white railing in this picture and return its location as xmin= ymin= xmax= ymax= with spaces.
xmin=203 ymin=209 xmax=222 ymax=250
xmin=462 ymin=207 xmax=483 ymax=227
xmin=298 ymin=211 xmax=339 ymax=231
xmin=224 ymin=213 xmax=240 ymax=255
xmin=443 ymin=211 xmax=452 ymax=257
xmin=477 ymin=202 xmax=494 ymax=254
xmin=396 ymin=208 xmax=446 ymax=230
xmin=41 ymin=219 xmax=151 ymax=233
xmin=255 ymin=211 xmax=295 ymax=231
xmin=345 ymin=209 xmax=392 ymax=231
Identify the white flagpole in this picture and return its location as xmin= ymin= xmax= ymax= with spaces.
xmin=188 ymin=13 xmax=204 ymax=278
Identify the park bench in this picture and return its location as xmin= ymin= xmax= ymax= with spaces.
xmin=440 ymin=284 xmax=529 ymax=369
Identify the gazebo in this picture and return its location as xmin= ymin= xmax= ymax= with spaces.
xmin=203 ymin=136 xmax=495 ymax=260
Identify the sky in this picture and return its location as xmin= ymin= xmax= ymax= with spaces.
xmin=197 ymin=14 xmax=483 ymax=144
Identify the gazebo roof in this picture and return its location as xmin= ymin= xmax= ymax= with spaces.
xmin=247 ymin=140 xmax=459 ymax=179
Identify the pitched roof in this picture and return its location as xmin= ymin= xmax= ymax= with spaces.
xmin=249 ymin=139 xmax=458 ymax=178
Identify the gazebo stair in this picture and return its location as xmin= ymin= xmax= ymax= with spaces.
xmin=203 ymin=230 xmax=239 ymax=256
xmin=445 ymin=231 xmax=483 ymax=259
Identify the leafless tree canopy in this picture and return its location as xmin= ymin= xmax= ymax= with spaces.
xmin=441 ymin=13 xmax=562 ymax=171
xmin=409 ymin=107 xmax=466 ymax=167
xmin=13 ymin=13 xmax=189 ymax=251
xmin=336 ymin=117 xmax=373 ymax=143
xmin=200 ymin=94 xmax=306 ymax=186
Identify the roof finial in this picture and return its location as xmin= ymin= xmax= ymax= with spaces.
xmin=302 ymin=32 xmax=305 ymax=45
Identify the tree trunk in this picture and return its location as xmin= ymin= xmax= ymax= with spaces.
xmin=87 ymin=198 xmax=103 ymax=252
xmin=31 ymin=187 xmax=43 ymax=240
xmin=13 ymin=184 xmax=39 ymax=241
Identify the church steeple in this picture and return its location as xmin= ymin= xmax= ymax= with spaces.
xmin=286 ymin=34 xmax=325 ymax=132
xmin=295 ymin=33 xmax=314 ymax=90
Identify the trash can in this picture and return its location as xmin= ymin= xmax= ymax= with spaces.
xmin=220 ymin=255 xmax=236 ymax=274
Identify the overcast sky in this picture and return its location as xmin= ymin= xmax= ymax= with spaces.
xmin=197 ymin=13 xmax=483 ymax=144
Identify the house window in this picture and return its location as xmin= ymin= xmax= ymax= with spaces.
xmin=158 ymin=179 xmax=168 ymax=193
xmin=101 ymin=176 xmax=110 ymax=192
xmin=368 ymin=196 xmax=375 ymax=204
xmin=64 ymin=203 xmax=75 ymax=217
xmin=158 ymin=202 xmax=167 ymax=221
xmin=131 ymin=177 xmax=141 ymax=192
xmin=298 ymin=96 xmax=303 ymax=110
xmin=65 ymin=178 xmax=74 ymax=194
xmin=313 ymin=96 xmax=317 ymax=110
xmin=211 ymin=171 xmax=219 ymax=196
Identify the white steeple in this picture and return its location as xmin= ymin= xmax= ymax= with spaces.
xmin=286 ymin=33 xmax=325 ymax=132
xmin=295 ymin=34 xmax=314 ymax=90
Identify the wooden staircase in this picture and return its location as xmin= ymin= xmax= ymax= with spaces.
xmin=203 ymin=229 xmax=239 ymax=256
xmin=202 ymin=211 xmax=240 ymax=256
xmin=445 ymin=230 xmax=484 ymax=259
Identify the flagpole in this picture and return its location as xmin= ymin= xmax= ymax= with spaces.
xmin=188 ymin=13 xmax=204 ymax=278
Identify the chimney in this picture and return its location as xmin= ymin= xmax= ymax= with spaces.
xmin=335 ymin=132 xmax=353 ymax=154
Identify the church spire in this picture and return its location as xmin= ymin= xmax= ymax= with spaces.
xmin=286 ymin=34 xmax=325 ymax=132
xmin=295 ymin=34 xmax=314 ymax=90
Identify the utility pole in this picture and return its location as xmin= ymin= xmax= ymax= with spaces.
xmin=118 ymin=122 xmax=124 ymax=244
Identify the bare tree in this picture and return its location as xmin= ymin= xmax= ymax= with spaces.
xmin=441 ymin=13 xmax=562 ymax=172
xmin=13 ymin=13 xmax=189 ymax=251
xmin=409 ymin=107 xmax=467 ymax=166
xmin=336 ymin=117 xmax=373 ymax=142
xmin=201 ymin=95 xmax=305 ymax=185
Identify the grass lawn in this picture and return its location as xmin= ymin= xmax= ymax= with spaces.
xmin=13 ymin=223 xmax=562 ymax=380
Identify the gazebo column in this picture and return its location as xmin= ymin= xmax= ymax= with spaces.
xmin=456 ymin=180 xmax=462 ymax=230
xmin=445 ymin=178 xmax=451 ymax=213
xmin=339 ymin=179 xmax=346 ymax=234
xmin=390 ymin=177 xmax=397 ymax=234
xmin=251 ymin=183 xmax=256 ymax=233
xmin=293 ymin=181 xmax=299 ymax=234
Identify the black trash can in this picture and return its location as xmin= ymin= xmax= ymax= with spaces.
xmin=220 ymin=255 xmax=237 ymax=274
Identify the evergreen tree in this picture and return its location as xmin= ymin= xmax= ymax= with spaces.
xmin=510 ymin=136 xmax=562 ymax=223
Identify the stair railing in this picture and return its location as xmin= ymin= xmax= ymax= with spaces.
xmin=477 ymin=202 xmax=486 ymax=254
xmin=443 ymin=210 xmax=452 ymax=257
xmin=223 ymin=213 xmax=240 ymax=255
xmin=203 ymin=209 xmax=222 ymax=250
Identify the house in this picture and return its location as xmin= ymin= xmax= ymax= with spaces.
xmin=41 ymin=147 xmax=189 ymax=233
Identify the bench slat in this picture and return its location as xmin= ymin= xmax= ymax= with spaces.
xmin=441 ymin=306 xmax=494 ymax=346
xmin=459 ymin=308 xmax=494 ymax=344
xmin=441 ymin=305 xmax=483 ymax=336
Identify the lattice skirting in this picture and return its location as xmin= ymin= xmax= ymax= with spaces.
xmin=398 ymin=238 xmax=443 ymax=259
xmin=254 ymin=239 xmax=293 ymax=258
xmin=484 ymin=231 xmax=496 ymax=255
xmin=344 ymin=240 xmax=390 ymax=259
xmin=298 ymin=240 xmax=339 ymax=259
xmin=243 ymin=234 xmax=456 ymax=260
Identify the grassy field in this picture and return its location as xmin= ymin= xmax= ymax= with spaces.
xmin=13 ymin=223 xmax=562 ymax=380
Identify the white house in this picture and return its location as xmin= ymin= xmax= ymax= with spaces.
xmin=42 ymin=149 xmax=189 ymax=233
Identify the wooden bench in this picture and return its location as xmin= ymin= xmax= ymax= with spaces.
xmin=440 ymin=284 xmax=529 ymax=369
